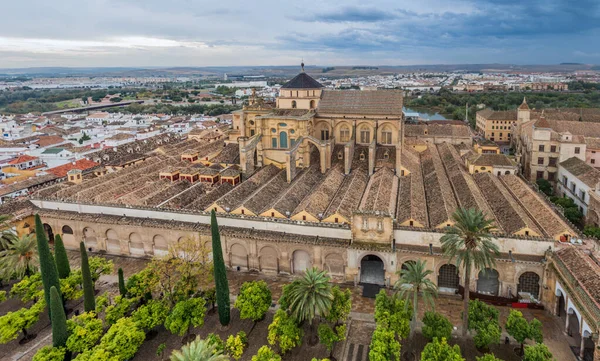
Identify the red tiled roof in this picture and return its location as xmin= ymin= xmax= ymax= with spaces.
xmin=8 ymin=155 xmax=38 ymax=165
xmin=36 ymin=135 xmax=65 ymax=147
xmin=46 ymin=159 xmax=99 ymax=178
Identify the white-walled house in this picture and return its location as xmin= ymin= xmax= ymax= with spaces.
xmin=557 ymin=157 xmax=600 ymax=215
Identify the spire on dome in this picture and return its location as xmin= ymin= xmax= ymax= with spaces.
xmin=518 ymin=96 xmax=530 ymax=111
xmin=301 ymin=59 xmax=305 ymax=72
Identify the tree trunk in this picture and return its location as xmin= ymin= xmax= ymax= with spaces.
xmin=22 ymin=328 xmax=28 ymax=339
xmin=520 ymin=342 xmax=524 ymax=355
xmin=462 ymin=267 xmax=471 ymax=336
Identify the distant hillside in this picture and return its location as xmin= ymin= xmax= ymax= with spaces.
xmin=0 ymin=63 xmax=598 ymax=78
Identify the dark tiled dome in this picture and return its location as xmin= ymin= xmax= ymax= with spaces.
xmin=281 ymin=72 xmax=323 ymax=89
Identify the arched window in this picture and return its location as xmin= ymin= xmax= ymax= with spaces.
xmin=310 ymin=100 xmax=315 ymax=109
xmin=340 ymin=126 xmax=350 ymax=142
xmin=279 ymin=131 xmax=288 ymax=149
xmin=291 ymin=100 xmax=297 ymax=109
xmin=360 ymin=126 xmax=371 ymax=144
xmin=381 ymin=126 xmax=393 ymax=145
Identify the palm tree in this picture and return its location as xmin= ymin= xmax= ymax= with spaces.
xmin=285 ymin=267 xmax=333 ymax=343
xmin=394 ymin=259 xmax=437 ymax=339
xmin=170 ymin=337 xmax=229 ymax=361
xmin=440 ymin=208 xmax=499 ymax=336
xmin=0 ymin=233 xmax=38 ymax=279
xmin=0 ymin=214 xmax=14 ymax=248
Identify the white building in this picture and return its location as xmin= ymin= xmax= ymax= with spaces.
xmin=556 ymin=156 xmax=600 ymax=215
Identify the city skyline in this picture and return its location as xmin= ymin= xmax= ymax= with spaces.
xmin=1 ymin=0 xmax=599 ymax=68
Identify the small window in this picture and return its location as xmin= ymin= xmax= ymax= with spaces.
xmin=271 ymin=212 xmax=275 ymax=217
xmin=291 ymin=100 xmax=297 ymax=108
xmin=592 ymin=159 xmax=596 ymax=164
xmin=539 ymin=145 xmax=545 ymax=152
xmin=241 ymin=209 xmax=245 ymax=215
xmin=537 ymin=157 xmax=544 ymax=165
xmin=409 ymin=221 xmax=414 ymax=226
xmin=525 ymin=231 xmax=530 ymax=236
xmin=302 ymin=215 xmax=306 ymax=221
xmin=551 ymin=145 xmax=556 ymax=152
xmin=575 ymin=147 xmax=581 ymax=154
xmin=334 ymin=218 xmax=338 ymax=223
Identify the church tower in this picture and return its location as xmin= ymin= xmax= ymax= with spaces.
xmin=276 ymin=62 xmax=324 ymax=110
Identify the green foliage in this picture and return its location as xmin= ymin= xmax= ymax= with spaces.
xmin=164 ymin=297 xmax=206 ymax=336
xmin=66 ymin=312 xmax=103 ymax=353
xmin=105 ymin=295 xmax=137 ymax=325
xmin=251 ymin=346 xmax=281 ymax=361
xmin=169 ymin=337 xmax=229 ymax=361
xmin=206 ymin=333 xmax=225 ymax=354
xmin=476 ymin=354 xmax=504 ymax=361
xmin=395 ymin=259 xmax=438 ymax=338
xmin=325 ymin=286 xmax=352 ymax=324
xmin=441 ymin=208 xmax=498 ymax=336
xmin=0 ymin=233 xmax=38 ymax=280
xmin=523 ymin=343 xmax=555 ymax=361
xmin=368 ymin=327 xmax=401 ymax=361
xmin=505 ymin=310 xmax=543 ymax=353
xmin=80 ymin=242 xmax=95 ymax=312
xmin=35 ymin=214 xmax=62 ymax=311
xmin=132 ymin=299 xmax=170 ymax=331
xmin=267 ymin=309 xmax=303 ymax=354
xmin=211 ymin=211 xmax=230 ymax=326
xmin=468 ymin=300 xmax=499 ymax=330
xmin=73 ymin=347 xmax=112 ymax=361
xmin=535 ymin=179 xmax=553 ymax=197
xmin=98 ymin=317 xmax=145 ymax=360
xmin=157 ymin=343 xmax=167 ymax=358
xmin=0 ymin=290 xmax=6 ymax=302
xmin=473 ymin=322 xmax=502 ymax=350
xmin=420 ymin=337 xmax=465 ymax=361
xmin=583 ymin=226 xmax=600 ymax=239
xmin=284 ymin=267 xmax=332 ymax=324
xmin=234 ymin=280 xmax=272 ymax=322
xmin=374 ymin=290 xmax=411 ymax=340
xmin=225 ymin=331 xmax=247 ymax=360
xmin=0 ymin=299 xmax=44 ymax=343
xmin=87 ymin=256 xmax=114 ymax=282
xmin=95 ymin=292 xmax=109 ymax=313
xmin=50 ymin=286 xmax=68 ymax=348
xmin=318 ymin=323 xmax=346 ymax=353
xmin=53 ymin=234 xmax=70 ymax=279
xmin=422 ymin=311 xmax=453 ymax=341
xmin=59 ymin=271 xmax=83 ymax=301
xmin=11 ymin=273 xmax=43 ymax=302
xmin=32 ymin=346 xmax=67 ymax=361
xmin=550 ymin=197 xmax=583 ymax=224
xmin=118 ymin=268 xmax=127 ymax=296
xmin=126 ymin=267 xmax=159 ymax=299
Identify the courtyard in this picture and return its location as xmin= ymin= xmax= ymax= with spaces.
xmin=0 ymin=252 xmax=582 ymax=361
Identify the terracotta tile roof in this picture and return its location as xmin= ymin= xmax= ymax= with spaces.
xmin=473 ymin=172 xmax=541 ymax=235
xmin=359 ymin=167 xmax=398 ymax=215
xmin=36 ymin=135 xmax=65 ymax=147
xmin=555 ymin=247 xmax=600 ymax=309
xmin=46 ymin=159 xmax=99 ymax=178
xmin=396 ymin=148 xmax=428 ymax=226
xmin=559 ymin=157 xmax=600 ymax=188
xmin=500 ymin=175 xmax=575 ymax=239
xmin=477 ymin=109 xmax=518 ymax=121
xmin=8 ymin=155 xmax=38 ymax=165
xmin=317 ymin=90 xmax=404 ymax=116
xmin=467 ymin=153 xmax=517 ymax=167
xmin=404 ymin=124 xmax=471 ymax=138
xmin=421 ymin=146 xmax=458 ymax=227
xmin=215 ymin=165 xmax=280 ymax=211
xmin=271 ymin=165 xmax=325 ymax=217
xmin=294 ymin=165 xmax=345 ymax=219
xmin=324 ymin=167 xmax=369 ymax=221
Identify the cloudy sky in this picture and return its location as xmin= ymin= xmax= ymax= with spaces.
xmin=1 ymin=0 xmax=599 ymax=68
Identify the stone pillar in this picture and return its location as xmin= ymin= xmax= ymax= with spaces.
xmin=554 ymin=295 xmax=561 ymax=316
xmin=119 ymin=240 xmax=130 ymax=255
xmin=580 ymin=334 xmax=586 ymax=359
xmin=280 ymin=251 xmax=291 ymax=274
xmin=320 ymin=145 xmax=327 ymax=173
xmin=565 ymin=311 xmax=571 ymax=334
xmin=368 ymin=140 xmax=376 ymax=176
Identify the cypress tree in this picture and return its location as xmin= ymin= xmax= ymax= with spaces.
xmin=53 ymin=234 xmax=71 ymax=279
xmin=211 ymin=210 xmax=230 ymax=326
xmin=118 ymin=268 xmax=127 ymax=296
xmin=34 ymin=214 xmax=62 ymax=312
xmin=80 ymin=241 xmax=96 ymax=312
xmin=50 ymin=286 xmax=68 ymax=348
